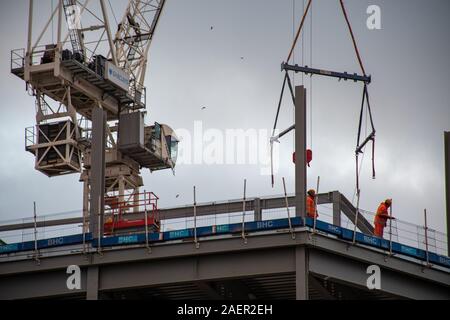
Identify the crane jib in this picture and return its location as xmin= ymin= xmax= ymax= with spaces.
xmin=282 ymin=63 xmax=371 ymax=84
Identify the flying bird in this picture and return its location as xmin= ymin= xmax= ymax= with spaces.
xmin=201 ymin=106 xmax=207 ymax=110
xmin=175 ymin=194 xmax=180 ymax=198
xmin=210 ymin=26 xmax=214 ymax=30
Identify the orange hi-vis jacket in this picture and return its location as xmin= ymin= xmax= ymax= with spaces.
xmin=306 ymin=195 xmax=318 ymax=219
xmin=374 ymin=202 xmax=389 ymax=237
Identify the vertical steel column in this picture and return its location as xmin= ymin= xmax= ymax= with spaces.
xmin=89 ymin=108 xmax=107 ymax=242
xmin=332 ymin=191 xmax=341 ymax=226
xmin=86 ymin=266 xmax=99 ymax=300
xmin=295 ymin=246 xmax=309 ymax=300
xmin=295 ymin=86 xmax=307 ymax=218
xmin=445 ymin=132 xmax=450 ymax=256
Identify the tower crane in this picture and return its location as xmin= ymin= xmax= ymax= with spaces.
xmin=10 ymin=0 xmax=177 ymax=238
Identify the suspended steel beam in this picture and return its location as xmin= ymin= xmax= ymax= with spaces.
xmin=282 ymin=63 xmax=371 ymax=84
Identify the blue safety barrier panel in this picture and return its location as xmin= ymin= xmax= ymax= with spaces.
xmin=0 ymin=233 xmax=91 ymax=254
xmin=0 ymin=243 xmax=20 ymax=254
xmin=1 ymin=217 xmax=449 ymax=269
xmin=98 ymin=232 xmax=161 ymax=247
xmin=429 ymin=252 xmax=450 ymax=268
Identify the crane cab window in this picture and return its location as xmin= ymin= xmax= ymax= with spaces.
xmin=166 ymin=135 xmax=179 ymax=163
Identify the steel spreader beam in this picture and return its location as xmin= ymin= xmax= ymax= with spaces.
xmin=282 ymin=63 xmax=371 ymax=84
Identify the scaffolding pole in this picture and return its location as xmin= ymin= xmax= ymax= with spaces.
xmin=144 ymin=190 xmax=151 ymax=253
xmin=444 ymin=132 xmax=450 ymax=256
xmin=193 ymin=186 xmax=199 ymax=248
xmin=242 ymin=179 xmax=247 ymax=243
xmin=313 ymin=176 xmax=320 ymax=233
xmin=353 ymin=190 xmax=361 ymax=244
xmin=424 ymin=209 xmax=430 ymax=267
xmin=33 ymin=201 xmax=39 ymax=263
xmin=82 ymin=201 xmax=86 ymax=255
xmin=282 ymin=177 xmax=295 ymax=239
xmin=389 ymin=203 xmax=393 ymax=256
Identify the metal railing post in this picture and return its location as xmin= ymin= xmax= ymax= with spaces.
xmin=313 ymin=176 xmax=320 ymax=233
xmin=82 ymin=203 xmax=86 ymax=255
xmin=352 ymin=190 xmax=360 ymax=244
xmin=241 ymin=179 xmax=247 ymax=243
xmin=144 ymin=190 xmax=150 ymax=253
xmin=33 ymin=201 xmax=40 ymax=263
xmin=282 ymin=177 xmax=295 ymax=239
xmin=424 ymin=209 xmax=430 ymax=267
xmin=193 ymin=186 xmax=199 ymax=248
xmin=389 ymin=203 xmax=393 ymax=256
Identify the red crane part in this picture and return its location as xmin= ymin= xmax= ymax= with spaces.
xmin=103 ymin=191 xmax=160 ymax=235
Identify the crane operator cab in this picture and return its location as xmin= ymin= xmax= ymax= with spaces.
xmin=145 ymin=123 xmax=179 ymax=171
xmin=118 ymin=112 xmax=179 ymax=172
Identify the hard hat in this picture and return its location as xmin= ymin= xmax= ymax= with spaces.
xmin=307 ymin=189 xmax=316 ymax=197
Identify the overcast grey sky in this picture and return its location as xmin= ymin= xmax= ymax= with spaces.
xmin=0 ymin=0 xmax=449 ymax=233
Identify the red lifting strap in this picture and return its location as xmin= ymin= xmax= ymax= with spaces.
xmin=292 ymin=149 xmax=313 ymax=167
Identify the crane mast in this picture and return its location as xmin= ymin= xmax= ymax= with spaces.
xmin=11 ymin=0 xmax=178 ymax=238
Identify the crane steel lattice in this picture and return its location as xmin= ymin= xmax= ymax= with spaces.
xmin=115 ymin=0 xmax=166 ymax=100
xmin=11 ymin=0 xmax=178 ymax=237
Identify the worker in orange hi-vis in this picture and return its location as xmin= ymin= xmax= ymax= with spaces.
xmin=374 ymin=199 xmax=395 ymax=238
xmin=306 ymin=189 xmax=319 ymax=219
